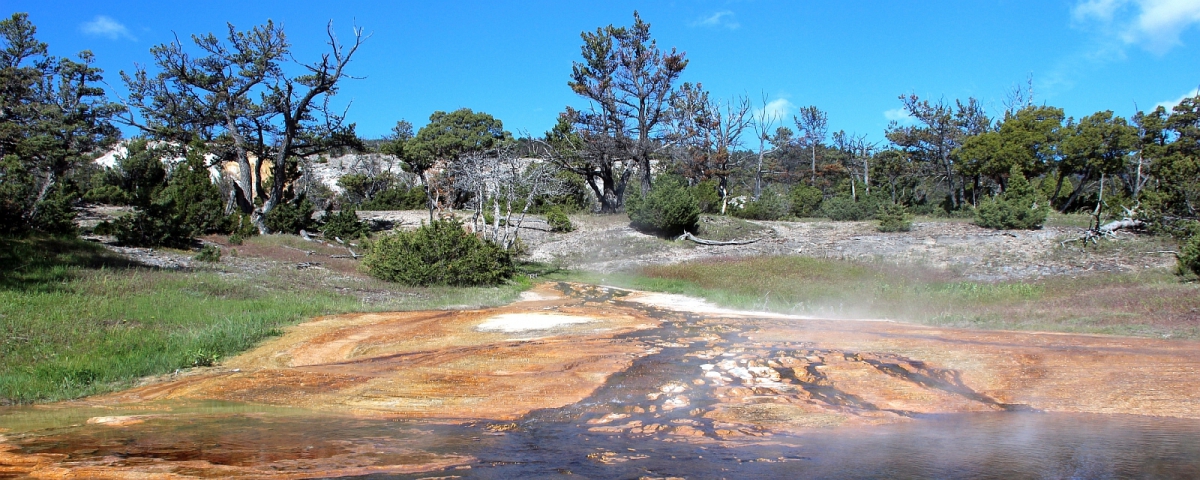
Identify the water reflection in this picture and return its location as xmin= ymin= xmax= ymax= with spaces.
xmin=392 ymin=412 xmax=1200 ymax=479
xmin=10 ymin=403 xmax=1189 ymax=478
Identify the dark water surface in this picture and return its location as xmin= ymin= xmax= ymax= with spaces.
xmin=387 ymin=411 xmax=1200 ymax=479
xmin=5 ymin=402 xmax=1200 ymax=479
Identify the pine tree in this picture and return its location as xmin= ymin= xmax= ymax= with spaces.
xmin=975 ymin=165 xmax=1050 ymax=230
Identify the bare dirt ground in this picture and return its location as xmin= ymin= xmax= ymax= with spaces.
xmin=357 ymin=210 xmax=1176 ymax=281
xmin=82 ymin=206 xmax=1176 ymax=282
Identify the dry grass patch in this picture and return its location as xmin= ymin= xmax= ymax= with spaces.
xmin=573 ymin=255 xmax=1200 ymax=339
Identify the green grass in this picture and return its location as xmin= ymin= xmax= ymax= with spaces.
xmin=561 ymin=255 xmax=1200 ymax=339
xmin=694 ymin=214 xmax=771 ymax=241
xmin=1044 ymin=212 xmax=1097 ymax=229
xmin=0 ymin=235 xmax=531 ymax=404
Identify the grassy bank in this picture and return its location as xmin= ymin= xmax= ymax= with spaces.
xmin=0 ymin=235 xmax=530 ymax=404
xmin=567 ymin=255 xmax=1200 ymax=339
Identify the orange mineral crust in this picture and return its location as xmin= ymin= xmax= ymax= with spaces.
xmin=4 ymin=282 xmax=1200 ymax=478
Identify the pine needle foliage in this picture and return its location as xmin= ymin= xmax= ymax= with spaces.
xmin=363 ymin=218 xmax=514 ymax=286
xmin=876 ymin=203 xmax=913 ymax=232
xmin=625 ymin=176 xmax=700 ymax=236
xmin=321 ymin=207 xmax=370 ymax=240
xmin=975 ymin=165 xmax=1050 ymax=230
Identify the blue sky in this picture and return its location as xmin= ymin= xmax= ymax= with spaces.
xmin=9 ymin=1 xmax=1200 ymax=144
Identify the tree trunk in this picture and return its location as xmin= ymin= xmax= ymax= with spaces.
xmin=810 ymin=145 xmax=817 ymax=185
xmin=492 ymin=196 xmax=502 ymax=242
xmin=718 ymin=178 xmax=729 ymax=215
xmin=639 ymin=158 xmax=652 ymax=196
xmin=1052 ymin=172 xmax=1067 ymax=210
xmin=225 ymin=113 xmax=256 ymax=212
xmin=862 ymin=156 xmax=870 ymax=195
xmin=1133 ymin=151 xmax=1146 ymax=200
xmin=1062 ymin=167 xmax=1093 ymax=213
xmin=26 ymin=174 xmax=55 ymax=222
xmin=419 ymin=170 xmax=435 ymax=223
xmin=754 ymin=138 xmax=767 ymax=199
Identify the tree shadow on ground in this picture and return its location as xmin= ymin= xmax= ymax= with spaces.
xmin=0 ymin=235 xmax=149 ymax=293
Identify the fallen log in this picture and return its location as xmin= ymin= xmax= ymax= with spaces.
xmin=1098 ymin=219 xmax=1144 ymax=234
xmin=331 ymin=247 xmax=362 ymax=259
xmin=1059 ymin=217 xmax=1145 ymax=247
xmin=675 ymin=232 xmax=761 ymax=246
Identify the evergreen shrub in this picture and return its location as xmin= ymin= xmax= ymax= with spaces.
xmin=263 ymin=198 xmax=316 ymax=234
xmin=83 ymin=185 xmax=129 ymax=205
xmin=321 ymin=207 xmax=369 ymax=240
xmin=820 ymin=196 xmax=877 ymax=221
xmin=194 ymin=244 xmax=221 ymax=262
xmin=115 ymin=204 xmax=190 ymax=248
xmin=788 ymin=183 xmax=824 ymax=217
xmin=1178 ymin=223 xmax=1200 ymax=279
xmin=1179 ymin=235 xmax=1200 ymax=279
xmin=360 ymin=185 xmax=427 ymax=210
xmin=693 ymin=179 xmax=722 ymax=214
xmin=225 ymin=213 xmax=258 ymax=245
xmin=113 ymin=151 xmax=224 ymax=247
xmin=975 ymin=166 xmax=1050 ymax=230
xmin=876 ymin=203 xmax=913 ymax=232
xmin=363 ymin=218 xmax=514 ymax=286
xmin=545 ymin=206 xmax=574 ymax=233
xmin=733 ymin=187 xmax=789 ymax=221
xmin=625 ymin=176 xmax=700 ymax=236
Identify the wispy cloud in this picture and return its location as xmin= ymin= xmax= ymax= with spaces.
xmin=1072 ymin=0 xmax=1200 ymax=54
xmin=691 ymin=11 xmax=740 ymax=30
xmin=755 ymin=98 xmax=795 ymax=122
xmin=81 ymin=15 xmax=136 ymax=41
xmin=1155 ymin=86 xmax=1200 ymax=111
xmin=1072 ymin=0 xmax=1125 ymax=21
xmin=883 ymin=107 xmax=915 ymax=125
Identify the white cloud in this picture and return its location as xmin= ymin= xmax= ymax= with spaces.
xmin=1155 ymin=86 xmax=1200 ymax=111
xmin=691 ymin=11 xmax=740 ymax=30
xmin=755 ymin=98 xmax=795 ymax=122
xmin=1072 ymin=0 xmax=1200 ymax=54
xmin=883 ymin=107 xmax=915 ymax=124
xmin=81 ymin=15 xmax=136 ymax=41
xmin=1072 ymin=0 xmax=1125 ymax=21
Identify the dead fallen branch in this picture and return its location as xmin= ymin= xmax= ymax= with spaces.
xmin=1098 ymin=219 xmax=1144 ymax=234
xmin=1060 ymin=217 xmax=1146 ymax=247
xmin=330 ymin=247 xmax=362 ymax=259
xmin=675 ymin=232 xmax=761 ymax=246
xmin=282 ymin=245 xmax=316 ymax=256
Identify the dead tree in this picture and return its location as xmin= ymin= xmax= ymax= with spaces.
xmin=568 ymin=12 xmax=688 ymax=201
xmin=795 ymin=106 xmax=828 ymax=186
xmin=452 ymin=142 xmax=568 ymax=251
xmin=750 ymin=93 xmax=785 ymax=199
xmin=667 ymin=83 xmax=751 ymax=213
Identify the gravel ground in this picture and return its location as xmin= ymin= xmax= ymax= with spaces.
xmin=82 ymin=205 xmax=1178 ymax=282
xmin=517 ymin=214 xmax=1176 ymax=281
